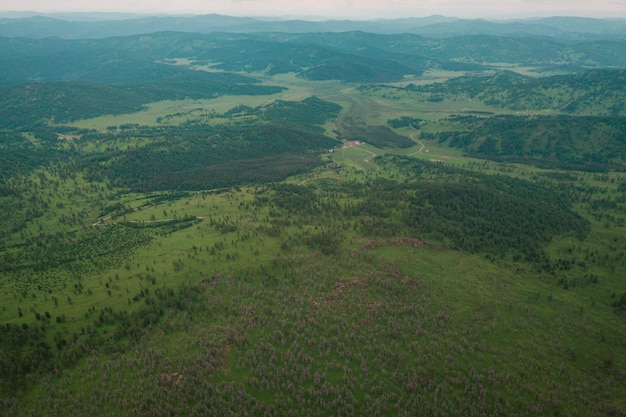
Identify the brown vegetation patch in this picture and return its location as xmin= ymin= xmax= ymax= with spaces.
xmin=327 ymin=280 xmax=349 ymax=300
xmin=388 ymin=237 xmax=425 ymax=247
xmin=325 ymin=277 xmax=367 ymax=301
xmin=158 ymin=372 xmax=183 ymax=388
xmin=222 ymin=345 xmax=232 ymax=373
xmin=56 ymin=133 xmax=79 ymax=141
xmin=360 ymin=238 xmax=384 ymax=250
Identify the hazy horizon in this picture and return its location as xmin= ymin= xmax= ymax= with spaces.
xmin=0 ymin=0 xmax=625 ymax=20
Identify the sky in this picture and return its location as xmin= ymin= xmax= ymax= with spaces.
xmin=0 ymin=0 xmax=624 ymax=19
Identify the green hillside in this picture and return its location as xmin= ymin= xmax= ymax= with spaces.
xmin=413 ymin=69 xmax=626 ymax=115
xmin=434 ymin=115 xmax=626 ymax=170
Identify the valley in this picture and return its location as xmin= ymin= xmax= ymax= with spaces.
xmin=1 ymin=25 xmax=626 ymax=416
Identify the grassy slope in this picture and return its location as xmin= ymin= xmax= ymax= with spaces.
xmin=3 ymin=156 xmax=625 ymax=416
xmin=8 ymin=181 xmax=626 ymax=415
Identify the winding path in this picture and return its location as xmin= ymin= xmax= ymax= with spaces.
xmin=408 ymin=124 xmax=426 ymax=156
xmin=362 ymin=148 xmax=379 ymax=170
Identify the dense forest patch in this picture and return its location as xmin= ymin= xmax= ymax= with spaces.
xmin=0 ymin=131 xmax=77 ymax=178
xmin=0 ymin=76 xmax=284 ymax=128
xmin=260 ymin=96 xmax=343 ymax=131
xmin=82 ymin=107 xmax=340 ymax=192
xmin=433 ymin=115 xmax=626 ymax=170
xmin=266 ymin=157 xmax=589 ymax=261
xmin=340 ymin=125 xmax=414 ymax=149
xmin=409 ymin=69 xmax=626 ymax=115
xmin=402 ymin=178 xmax=588 ymax=258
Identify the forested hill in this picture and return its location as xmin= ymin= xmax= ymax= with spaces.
xmin=1 ymin=31 xmax=626 ymax=88
xmin=0 ymin=73 xmax=285 ymax=128
xmin=411 ymin=69 xmax=626 ymax=115
xmin=434 ymin=115 xmax=626 ymax=171
xmin=289 ymin=31 xmax=626 ymax=68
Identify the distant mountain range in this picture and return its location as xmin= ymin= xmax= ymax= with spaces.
xmin=0 ymin=13 xmax=625 ymax=40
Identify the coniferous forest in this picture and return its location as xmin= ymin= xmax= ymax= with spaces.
xmin=1 ymin=14 xmax=626 ymax=417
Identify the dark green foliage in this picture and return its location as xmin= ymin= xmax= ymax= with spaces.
xmin=0 ymin=72 xmax=284 ymax=128
xmin=387 ymin=116 xmax=421 ymax=128
xmin=188 ymin=36 xmax=419 ymax=82
xmin=270 ymin=183 xmax=319 ymax=213
xmin=0 ymin=35 xmax=276 ymax=87
xmin=403 ymin=178 xmax=589 ymax=257
xmin=99 ymin=202 xmax=132 ymax=219
xmin=305 ymin=228 xmax=342 ymax=255
xmin=432 ymin=35 xmax=626 ymax=67
xmin=396 ymin=159 xmax=588 ymax=256
xmin=224 ymin=104 xmax=255 ymax=116
xmin=438 ymin=115 xmax=626 ymax=170
xmin=0 ymin=195 xmax=45 ymax=243
xmin=415 ymin=69 xmax=626 ymax=115
xmin=261 ymin=96 xmax=342 ymax=131
xmin=0 ymin=323 xmax=52 ymax=394
xmin=134 ymin=153 xmax=325 ymax=192
xmin=136 ymin=192 xmax=192 ymax=208
xmin=302 ymin=58 xmax=413 ymax=82
xmin=123 ymin=216 xmax=199 ymax=232
xmin=613 ymin=293 xmax=626 ymax=314
xmin=342 ymin=125 xmax=414 ymax=149
xmin=266 ymin=157 xmax=589 ymax=260
xmin=0 ymin=47 xmax=179 ymax=85
xmin=92 ymin=124 xmax=337 ymax=192
xmin=290 ymin=31 xmax=626 ymax=69
xmin=0 ymin=130 xmax=76 ymax=177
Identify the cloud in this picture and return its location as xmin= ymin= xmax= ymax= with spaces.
xmin=1 ymin=0 xmax=625 ymax=18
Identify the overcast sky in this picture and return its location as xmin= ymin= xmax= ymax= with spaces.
xmin=1 ymin=0 xmax=624 ymax=19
